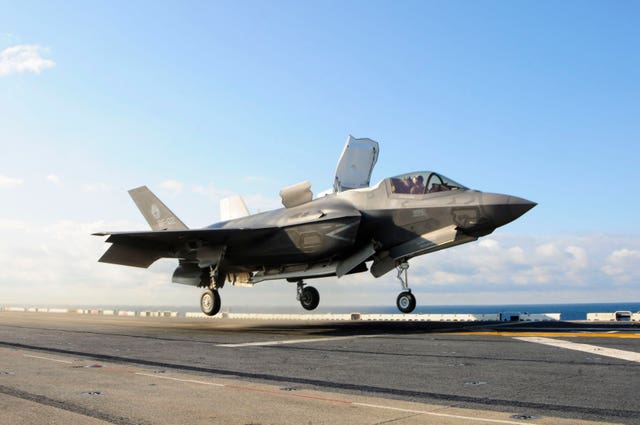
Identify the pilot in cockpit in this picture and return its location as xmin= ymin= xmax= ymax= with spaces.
xmin=393 ymin=177 xmax=413 ymax=194
xmin=410 ymin=175 xmax=425 ymax=194
xmin=402 ymin=177 xmax=413 ymax=193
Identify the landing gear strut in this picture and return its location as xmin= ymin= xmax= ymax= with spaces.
xmin=297 ymin=281 xmax=320 ymax=311
xmin=199 ymin=265 xmax=224 ymax=316
xmin=395 ymin=261 xmax=416 ymax=314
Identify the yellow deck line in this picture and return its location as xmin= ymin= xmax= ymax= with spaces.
xmin=450 ymin=331 xmax=640 ymax=338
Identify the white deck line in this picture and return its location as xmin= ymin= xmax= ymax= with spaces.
xmin=135 ymin=372 xmax=224 ymax=387
xmin=353 ymin=402 xmax=528 ymax=425
xmin=217 ymin=334 xmax=381 ymax=348
xmin=23 ymin=354 xmax=73 ymax=364
xmin=514 ymin=336 xmax=640 ymax=363
xmin=137 ymin=372 xmax=528 ymax=424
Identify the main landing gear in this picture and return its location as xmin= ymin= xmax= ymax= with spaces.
xmin=395 ymin=261 xmax=416 ymax=314
xmin=200 ymin=289 xmax=221 ymax=316
xmin=297 ymin=280 xmax=320 ymax=311
xmin=200 ymin=266 xmax=223 ymax=316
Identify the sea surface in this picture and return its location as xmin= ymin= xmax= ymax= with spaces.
xmin=365 ymin=303 xmax=640 ymax=321
xmin=56 ymin=302 xmax=640 ymax=321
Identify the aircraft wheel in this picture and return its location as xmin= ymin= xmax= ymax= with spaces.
xmin=200 ymin=289 xmax=221 ymax=316
xmin=300 ymin=286 xmax=320 ymax=311
xmin=396 ymin=291 xmax=416 ymax=314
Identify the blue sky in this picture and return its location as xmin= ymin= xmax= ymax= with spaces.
xmin=1 ymin=1 xmax=638 ymax=308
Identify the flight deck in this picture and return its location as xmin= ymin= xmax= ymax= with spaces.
xmin=1 ymin=310 xmax=638 ymax=424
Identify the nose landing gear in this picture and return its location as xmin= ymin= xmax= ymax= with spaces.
xmin=396 ymin=291 xmax=416 ymax=314
xmin=395 ymin=261 xmax=416 ymax=314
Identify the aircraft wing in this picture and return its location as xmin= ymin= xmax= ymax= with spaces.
xmin=93 ymin=227 xmax=278 ymax=268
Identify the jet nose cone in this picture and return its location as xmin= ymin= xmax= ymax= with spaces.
xmin=458 ymin=194 xmax=536 ymax=236
xmin=507 ymin=196 xmax=537 ymax=221
xmin=478 ymin=194 xmax=536 ymax=229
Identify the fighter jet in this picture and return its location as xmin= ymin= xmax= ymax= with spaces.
xmin=94 ymin=136 xmax=535 ymax=315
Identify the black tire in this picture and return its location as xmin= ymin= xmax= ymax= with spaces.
xmin=396 ymin=291 xmax=416 ymax=314
xmin=200 ymin=289 xmax=221 ymax=316
xmin=300 ymin=286 xmax=320 ymax=311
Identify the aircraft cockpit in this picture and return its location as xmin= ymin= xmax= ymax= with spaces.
xmin=389 ymin=171 xmax=467 ymax=195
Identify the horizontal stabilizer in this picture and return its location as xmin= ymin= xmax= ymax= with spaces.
xmin=98 ymin=243 xmax=164 ymax=268
xmin=128 ymin=186 xmax=188 ymax=231
xmin=95 ymin=226 xmax=279 ymax=252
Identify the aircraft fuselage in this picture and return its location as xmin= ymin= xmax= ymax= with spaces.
xmin=202 ymin=177 xmax=534 ymax=278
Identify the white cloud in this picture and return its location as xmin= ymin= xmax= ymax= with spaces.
xmin=602 ymin=249 xmax=640 ymax=283
xmin=243 ymin=175 xmax=269 ymax=183
xmin=159 ymin=179 xmax=184 ymax=195
xmin=0 ymin=219 xmax=193 ymax=306
xmin=0 ymin=45 xmax=56 ymax=77
xmin=478 ymin=239 xmax=500 ymax=250
xmin=410 ymin=233 xmax=639 ymax=294
xmin=507 ymin=246 xmax=526 ymax=263
xmin=82 ymin=182 xmax=112 ymax=192
xmin=536 ymin=243 xmax=560 ymax=257
xmin=45 ymin=174 xmax=61 ymax=185
xmin=0 ymin=219 xmax=638 ymax=308
xmin=192 ymin=183 xmax=232 ymax=198
xmin=0 ymin=33 xmax=17 ymax=43
xmin=566 ymin=246 xmax=588 ymax=269
xmin=0 ymin=174 xmax=23 ymax=188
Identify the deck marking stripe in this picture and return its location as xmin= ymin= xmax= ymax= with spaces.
xmin=217 ymin=334 xmax=380 ymax=348
xmin=23 ymin=354 xmax=73 ymax=364
xmin=135 ymin=372 xmax=224 ymax=386
xmin=514 ymin=336 xmax=640 ymax=363
xmin=352 ymin=402 xmax=526 ymax=424
xmin=223 ymin=384 xmax=352 ymax=404
xmin=136 ymin=372 xmax=525 ymax=422
xmin=454 ymin=331 xmax=640 ymax=338
xmin=136 ymin=372 xmax=350 ymax=403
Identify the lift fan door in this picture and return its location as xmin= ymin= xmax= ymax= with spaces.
xmin=333 ymin=135 xmax=379 ymax=193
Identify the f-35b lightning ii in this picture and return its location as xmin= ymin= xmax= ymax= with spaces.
xmin=94 ymin=136 xmax=535 ymax=315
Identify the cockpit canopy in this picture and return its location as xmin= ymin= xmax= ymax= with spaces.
xmin=389 ymin=171 xmax=467 ymax=195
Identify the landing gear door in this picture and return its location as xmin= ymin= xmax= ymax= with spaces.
xmin=333 ymin=135 xmax=379 ymax=193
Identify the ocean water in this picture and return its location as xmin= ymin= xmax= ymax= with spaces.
xmin=97 ymin=302 xmax=640 ymax=321
xmin=370 ymin=303 xmax=640 ymax=321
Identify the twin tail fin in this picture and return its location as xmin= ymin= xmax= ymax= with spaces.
xmin=128 ymin=186 xmax=188 ymax=231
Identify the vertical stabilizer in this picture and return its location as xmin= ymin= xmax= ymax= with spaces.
xmin=220 ymin=195 xmax=250 ymax=221
xmin=128 ymin=186 xmax=188 ymax=230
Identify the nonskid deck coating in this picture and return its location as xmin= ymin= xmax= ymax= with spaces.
xmin=0 ymin=311 xmax=639 ymax=424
